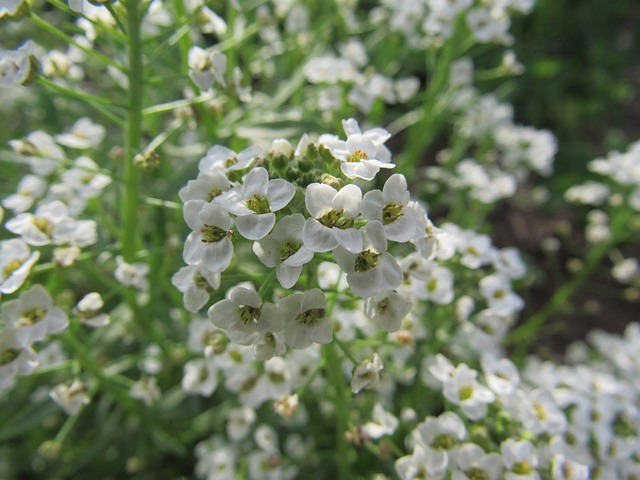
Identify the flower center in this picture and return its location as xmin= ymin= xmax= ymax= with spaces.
xmin=493 ymin=289 xmax=506 ymax=299
xmin=33 ymin=217 xmax=54 ymax=237
xmin=239 ymin=305 xmax=261 ymax=325
xmin=0 ymin=348 xmax=20 ymax=366
xmin=4 ymin=258 xmax=26 ymax=278
xmin=348 ymin=149 xmax=368 ymax=163
xmin=280 ymin=241 xmax=301 ymax=262
xmin=18 ymin=307 xmax=47 ymax=327
xmin=193 ymin=272 xmax=214 ymax=290
xmin=318 ymin=209 xmax=354 ymax=229
xmin=427 ymin=278 xmax=438 ymax=292
xmin=295 ymin=308 xmax=325 ymax=327
xmin=465 ymin=467 xmax=490 ymax=480
xmin=246 ymin=194 xmax=271 ymax=214
xmin=355 ymin=249 xmax=380 ymax=272
xmin=382 ymin=203 xmax=403 ymax=225
xmin=459 ymin=385 xmax=474 ymax=401
xmin=512 ymin=461 xmax=533 ymax=475
xmin=200 ymin=224 xmax=229 ymax=243
xmin=207 ymin=187 xmax=223 ymax=202
xmin=432 ymin=433 xmax=457 ymax=450
xmin=376 ymin=298 xmax=390 ymax=315
xmin=225 ymin=157 xmax=239 ymax=167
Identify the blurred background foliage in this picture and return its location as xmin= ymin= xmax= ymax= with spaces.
xmin=510 ymin=0 xmax=640 ymax=192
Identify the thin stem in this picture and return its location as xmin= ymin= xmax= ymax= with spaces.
xmin=323 ymin=341 xmax=352 ymax=480
xmin=121 ymin=0 xmax=145 ymax=262
xmin=30 ymin=12 xmax=125 ymax=72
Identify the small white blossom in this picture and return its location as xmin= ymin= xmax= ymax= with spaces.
xmin=171 ymin=265 xmax=221 ymax=312
xmin=208 ymin=286 xmax=282 ymax=346
xmin=278 ymin=288 xmax=331 ymax=349
xmin=55 ymin=117 xmax=106 ymax=149
xmin=2 ymin=174 xmax=47 ymax=213
xmin=333 ymin=221 xmax=403 ymax=298
xmin=253 ymin=213 xmax=314 ymax=288
xmin=182 ymin=199 xmax=234 ymax=272
xmin=364 ymin=290 xmax=411 ymax=332
xmin=363 ymin=403 xmax=399 ymax=439
xmin=199 ymin=145 xmax=261 ymax=173
xmin=75 ymin=292 xmax=110 ymax=327
xmin=218 ymin=167 xmax=295 ymax=240
xmin=352 ymin=353 xmax=384 ymax=393
xmin=182 ymin=358 xmax=219 ymax=396
xmin=303 ymin=182 xmax=363 ymax=253
xmin=0 ymin=239 xmax=40 ymax=294
xmin=114 ymin=256 xmax=149 ymax=290
xmin=2 ymin=284 xmax=68 ymax=348
xmin=188 ymin=46 xmax=227 ymax=90
xmin=50 ymin=379 xmax=90 ymax=415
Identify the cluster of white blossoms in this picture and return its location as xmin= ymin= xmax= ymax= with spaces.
xmin=391 ymin=321 xmax=640 ymax=480
xmin=369 ymin=0 xmax=534 ymax=48
xmin=177 ymin=119 xmax=434 ymax=355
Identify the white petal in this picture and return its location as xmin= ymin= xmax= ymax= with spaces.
xmin=342 ymin=118 xmax=361 ymax=136
xmin=183 ymin=200 xmax=207 ymax=230
xmin=384 ymin=216 xmax=417 ymax=243
xmin=283 ymin=246 xmax=313 ymax=266
xmin=200 ymin=202 xmax=232 ymax=229
xmin=346 ymin=134 xmax=376 ymax=159
xmin=332 ymin=184 xmax=362 ymax=218
xmin=208 ymin=299 xmax=238 ymax=329
xmin=305 ymin=183 xmax=337 ymax=218
xmin=267 ymin=179 xmax=295 ymax=211
xmin=360 ymin=190 xmax=384 ymax=222
xmin=379 ymin=254 xmax=403 ymax=291
xmin=347 ymin=269 xmax=382 ymax=298
xmin=332 ymin=247 xmax=356 ymax=274
xmin=230 ymin=287 xmax=262 ymax=308
xmin=302 ymin=218 xmax=338 ymax=252
xmin=252 ymin=236 xmax=280 ymax=268
xmin=333 ymin=227 xmax=363 ymax=253
xmin=383 ymin=174 xmax=410 ymax=205
xmin=301 ymin=288 xmax=326 ymax=311
xmin=276 ymin=264 xmax=303 ymax=289
xmin=241 ymin=167 xmax=269 ymax=199
xmin=201 ymin=237 xmax=234 ymax=272
xmin=363 ymin=221 xmax=387 ymax=253
xmin=236 ymin=213 xmax=275 ymax=240
xmin=340 ymin=162 xmax=378 ymax=181
xmin=184 ymin=287 xmax=210 ymax=312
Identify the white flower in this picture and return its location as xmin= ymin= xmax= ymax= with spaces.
xmin=182 ymin=358 xmax=218 ymax=396
xmin=411 ymin=264 xmax=455 ymax=305
xmin=361 ymin=174 xmax=419 ymax=242
xmin=363 ymin=403 xmax=399 ymax=439
xmin=0 ymin=40 xmax=40 ymax=87
xmin=2 ymin=284 xmax=69 ymax=348
xmin=351 ymin=353 xmax=384 ymax=393
xmin=50 ymin=379 xmax=90 ymax=415
xmin=481 ymin=355 xmax=519 ymax=397
xmin=199 ymin=145 xmax=261 ymax=173
xmin=364 ymin=290 xmax=411 ymax=332
xmin=333 ymin=221 xmax=403 ymax=298
xmin=442 ymin=363 xmax=495 ymax=420
xmin=6 ymin=200 xmax=69 ymax=246
xmin=55 ymin=117 xmax=106 ymax=149
xmin=171 ymin=265 xmax=221 ymax=312
xmin=179 ymin=169 xmax=231 ymax=203
xmin=501 ymin=439 xmax=540 ymax=480
xmin=0 ymin=0 xmax=26 ymax=18
xmin=218 ymin=167 xmax=295 ymax=240
xmin=208 ymin=286 xmax=282 ymax=346
xmin=0 ymin=238 xmax=40 ymax=294
xmin=75 ymin=292 xmax=110 ymax=327
xmin=322 ymin=119 xmax=395 ymax=181
xmin=454 ymin=443 xmax=503 ymax=480
xmin=129 ymin=377 xmax=161 ymax=406
xmin=60 ymin=156 xmax=112 ymax=199
xmin=479 ymin=274 xmax=524 ymax=316
xmin=0 ymin=329 xmax=38 ymax=389
xmin=227 ymin=406 xmax=256 ymax=442
xmin=2 ymin=174 xmax=47 ymax=213
xmin=302 ymin=183 xmax=363 ymax=253
xmin=9 ymin=130 xmax=65 ymax=176
xmin=182 ymin=199 xmax=234 ymax=272
xmin=253 ymin=214 xmax=314 ymax=288
xmin=188 ymin=46 xmax=227 ymax=90
xmin=114 ymin=256 xmax=149 ymax=290
xmin=491 ymin=247 xmax=527 ymax=280
xmin=278 ymin=288 xmax=331 ymax=349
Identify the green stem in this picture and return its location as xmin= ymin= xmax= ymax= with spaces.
xmin=323 ymin=341 xmax=352 ymax=480
xmin=30 ymin=12 xmax=125 ymax=72
xmin=122 ymin=0 xmax=145 ymax=262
